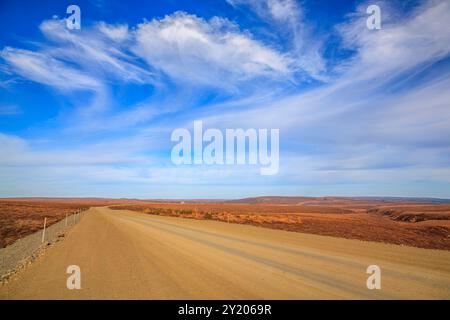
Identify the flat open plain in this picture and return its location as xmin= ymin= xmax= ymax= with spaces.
xmin=1 ymin=207 xmax=449 ymax=299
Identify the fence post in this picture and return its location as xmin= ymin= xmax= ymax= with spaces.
xmin=65 ymin=213 xmax=68 ymax=227
xmin=41 ymin=217 xmax=47 ymax=243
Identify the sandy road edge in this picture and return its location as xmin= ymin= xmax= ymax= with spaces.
xmin=0 ymin=210 xmax=88 ymax=285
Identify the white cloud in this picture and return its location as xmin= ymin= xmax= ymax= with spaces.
xmin=69 ymin=103 xmax=163 ymax=132
xmin=0 ymin=47 xmax=101 ymax=91
xmin=98 ymin=22 xmax=129 ymax=42
xmin=168 ymin=0 xmax=450 ymax=183
xmin=33 ymin=15 xmax=293 ymax=91
xmin=133 ymin=12 xmax=292 ymax=89
xmin=0 ymin=132 xmax=154 ymax=167
xmin=336 ymin=0 xmax=450 ymax=85
xmin=1 ymin=1 xmax=450 ymax=197
xmin=227 ymin=0 xmax=300 ymax=22
xmin=227 ymin=0 xmax=326 ymax=79
xmin=39 ymin=19 xmax=153 ymax=85
xmin=1 ymin=14 xmax=295 ymax=101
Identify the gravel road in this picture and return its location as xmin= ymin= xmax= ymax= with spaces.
xmin=1 ymin=207 xmax=449 ymax=299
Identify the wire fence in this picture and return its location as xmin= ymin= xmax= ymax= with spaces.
xmin=0 ymin=210 xmax=86 ymax=282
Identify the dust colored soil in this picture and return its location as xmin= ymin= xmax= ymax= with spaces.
xmin=109 ymin=201 xmax=450 ymax=250
xmin=0 ymin=198 xmax=150 ymax=248
xmin=0 ymin=200 xmax=86 ymax=248
xmin=1 ymin=207 xmax=449 ymax=299
xmin=1 ymin=197 xmax=449 ymax=251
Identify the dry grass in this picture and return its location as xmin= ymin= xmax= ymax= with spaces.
xmin=1 ymin=198 xmax=449 ymax=250
xmin=0 ymin=198 xmax=160 ymax=248
xmin=110 ymin=201 xmax=450 ymax=250
xmin=0 ymin=201 xmax=83 ymax=248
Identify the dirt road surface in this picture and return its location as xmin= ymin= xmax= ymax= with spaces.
xmin=1 ymin=207 xmax=449 ymax=299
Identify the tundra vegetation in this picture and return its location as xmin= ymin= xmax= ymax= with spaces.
xmin=0 ymin=197 xmax=449 ymax=250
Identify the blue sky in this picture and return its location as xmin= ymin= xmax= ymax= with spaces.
xmin=1 ymin=0 xmax=450 ymax=199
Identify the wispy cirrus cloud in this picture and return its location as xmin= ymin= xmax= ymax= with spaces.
xmin=227 ymin=0 xmax=327 ymax=79
xmin=2 ymin=13 xmax=295 ymax=95
xmin=133 ymin=12 xmax=293 ymax=89
xmin=97 ymin=22 xmax=129 ymax=42
xmin=39 ymin=19 xmax=154 ymax=85
xmin=0 ymin=11 xmax=297 ymax=125
xmin=336 ymin=0 xmax=450 ymax=86
xmin=162 ymin=0 xmax=450 ymax=189
xmin=1 ymin=47 xmax=102 ymax=91
xmin=0 ymin=0 xmax=450 ymax=198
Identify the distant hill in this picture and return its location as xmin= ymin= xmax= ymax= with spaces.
xmin=224 ymin=196 xmax=450 ymax=205
xmin=225 ymin=196 xmax=321 ymax=204
xmin=2 ymin=196 xmax=449 ymax=205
